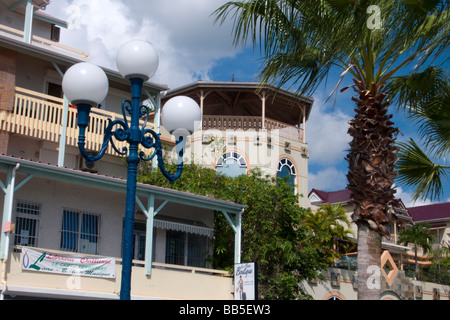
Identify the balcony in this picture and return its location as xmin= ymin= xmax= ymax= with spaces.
xmin=202 ymin=114 xmax=304 ymax=142
xmin=0 ymin=86 xmax=156 ymax=157
xmin=0 ymin=23 xmax=89 ymax=60
xmin=0 ymin=248 xmax=233 ymax=299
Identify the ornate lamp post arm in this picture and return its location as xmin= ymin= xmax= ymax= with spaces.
xmin=62 ymin=40 xmax=200 ymax=300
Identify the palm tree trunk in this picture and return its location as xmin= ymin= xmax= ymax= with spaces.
xmin=356 ymin=222 xmax=381 ymax=300
xmin=346 ymin=81 xmax=400 ymax=300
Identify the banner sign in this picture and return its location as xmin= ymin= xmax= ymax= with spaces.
xmin=234 ymin=262 xmax=257 ymax=300
xmin=21 ymin=247 xmax=115 ymax=278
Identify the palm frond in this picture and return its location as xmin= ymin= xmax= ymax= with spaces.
xmin=387 ymin=66 xmax=450 ymax=157
xmin=396 ymin=138 xmax=450 ymax=201
xmin=387 ymin=66 xmax=449 ymax=110
xmin=214 ymin=0 xmax=449 ymax=96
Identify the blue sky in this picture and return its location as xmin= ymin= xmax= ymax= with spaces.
xmin=209 ymin=47 xmax=450 ymax=207
xmin=46 ymin=0 xmax=449 ymax=207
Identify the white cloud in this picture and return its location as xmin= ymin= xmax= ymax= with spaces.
xmin=308 ymin=167 xmax=347 ymax=191
xmin=307 ymin=93 xmax=352 ymax=166
xmin=45 ymin=0 xmax=242 ymax=88
xmin=394 ymin=185 xmax=433 ymax=208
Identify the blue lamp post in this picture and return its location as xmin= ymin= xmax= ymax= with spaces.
xmin=62 ymin=40 xmax=201 ymax=300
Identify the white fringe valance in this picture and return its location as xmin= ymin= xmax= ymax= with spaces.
xmin=154 ymin=219 xmax=214 ymax=238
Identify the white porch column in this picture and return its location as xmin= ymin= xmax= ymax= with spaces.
xmin=222 ymin=209 xmax=243 ymax=265
xmin=23 ymin=0 xmax=34 ymax=44
xmin=136 ymin=194 xmax=168 ymax=275
xmin=0 ymin=164 xmax=19 ymax=259
xmin=235 ymin=209 xmax=242 ymax=264
xmin=144 ymin=194 xmax=155 ymax=275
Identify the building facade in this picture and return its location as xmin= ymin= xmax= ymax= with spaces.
xmin=407 ymin=202 xmax=450 ymax=251
xmin=307 ymin=188 xmax=450 ymax=300
xmin=0 ymin=0 xmax=245 ymax=299
xmin=161 ymin=81 xmax=314 ymax=207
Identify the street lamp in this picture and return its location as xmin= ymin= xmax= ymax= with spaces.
xmin=62 ymin=39 xmax=201 ymax=300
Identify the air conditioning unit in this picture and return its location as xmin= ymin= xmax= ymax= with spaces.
xmin=51 ymin=24 xmax=61 ymax=42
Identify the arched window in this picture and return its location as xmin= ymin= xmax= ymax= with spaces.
xmin=276 ymin=158 xmax=296 ymax=188
xmin=215 ymin=151 xmax=247 ymax=177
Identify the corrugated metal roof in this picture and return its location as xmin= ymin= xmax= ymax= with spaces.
xmin=407 ymin=202 xmax=450 ymax=222
xmin=0 ymin=154 xmax=245 ymax=214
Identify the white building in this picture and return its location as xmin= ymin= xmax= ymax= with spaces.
xmin=0 ymin=0 xmax=244 ymax=299
xmin=161 ymin=81 xmax=314 ymax=207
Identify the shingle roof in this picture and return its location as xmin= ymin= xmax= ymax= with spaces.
xmin=407 ymin=202 xmax=450 ymax=222
xmin=0 ymin=154 xmax=245 ymax=214
xmin=309 ymin=188 xmax=411 ymax=220
xmin=309 ymin=188 xmax=352 ymax=204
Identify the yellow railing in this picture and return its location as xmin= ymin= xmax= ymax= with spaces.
xmin=0 ymin=87 xmax=156 ymax=157
xmin=2 ymin=249 xmax=233 ymax=299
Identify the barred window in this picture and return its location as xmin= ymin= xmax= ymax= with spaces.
xmin=14 ymin=201 xmax=41 ymax=247
xmin=60 ymin=209 xmax=99 ymax=254
xmin=165 ymin=230 xmax=209 ymax=268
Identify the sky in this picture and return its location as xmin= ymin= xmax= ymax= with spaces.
xmin=45 ymin=0 xmax=450 ymax=208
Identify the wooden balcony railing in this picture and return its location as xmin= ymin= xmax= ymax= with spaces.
xmin=0 ymin=87 xmax=155 ymax=157
xmin=202 ymin=114 xmax=303 ymax=142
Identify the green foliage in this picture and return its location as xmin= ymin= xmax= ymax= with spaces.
xmin=389 ymin=66 xmax=450 ymax=201
xmin=138 ymin=163 xmax=330 ymax=299
xmin=398 ymin=222 xmax=434 ymax=254
xmin=420 ymin=244 xmax=450 ymax=285
xmin=398 ymin=222 xmax=435 ymax=274
xmin=301 ymin=204 xmax=355 ymax=265
xmin=214 ymin=0 xmax=449 ymax=95
xmin=213 ymin=0 xmax=449 ymax=300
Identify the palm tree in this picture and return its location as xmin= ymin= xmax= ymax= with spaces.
xmin=388 ymin=66 xmax=450 ymax=201
xmin=302 ymin=204 xmax=354 ymax=265
xmin=214 ymin=0 xmax=449 ymax=299
xmin=398 ymin=222 xmax=434 ymax=278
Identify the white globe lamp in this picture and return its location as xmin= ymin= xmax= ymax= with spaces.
xmin=161 ymin=96 xmax=201 ymax=135
xmin=62 ymin=62 xmax=109 ymax=107
xmin=116 ymin=40 xmax=159 ymax=80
